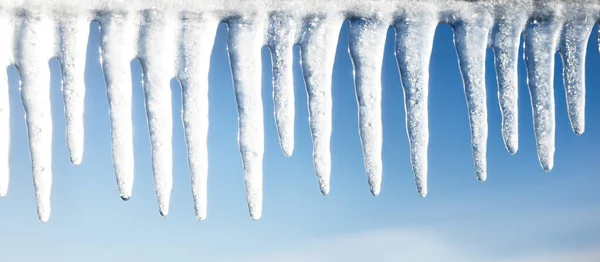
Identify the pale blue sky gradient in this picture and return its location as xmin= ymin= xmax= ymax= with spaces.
xmin=0 ymin=21 xmax=598 ymax=261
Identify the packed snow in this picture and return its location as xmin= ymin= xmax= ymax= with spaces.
xmin=0 ymin=0 xmax=598 ymax=221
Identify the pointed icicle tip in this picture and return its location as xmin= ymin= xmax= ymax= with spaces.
xmin=159 ymin=204 xmax=169 ymax=217
xmin=120 ymin=194 xmax=131 ymax=201
xmin=370 ymin=186 xmax=381 ymax=196
xmin=320 ymin=185 xmax=330 ymax=195
xmin=573 ymin=126 xmax=584 ymax=136
xmin=282 ymin=146 xmax=293 ymax=158
xmin=419 ymin=189 xmax=427 ymax=198
xmin=477 ymin=174 xmax=487 ymax=182
xmin=250 ymin=211 xmax=262 ymax=220
xmin=507 ymin=146 xmax=518 ymax=155
xmin=39 ymin=213 xmax=50 ymax=223
xmin=71 ymin=157 xmax=82 ymax=166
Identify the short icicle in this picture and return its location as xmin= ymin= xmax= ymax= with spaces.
xmin=452 ymin=10 xmax=493 ymax=181
xmin=0 ymin=12 xmax=14 ymax=197
xmin=98 ymin=13 xmax=138 ymax=201
xmin=299 ymin=14 xmax=343 ymax=195
xmin=139 ymin=10 xmax=178 ymax=217
xmin=348 ymin=17 xmax=387 ymax=196
xmin=178 ymin=14 xmax=219 ymax=220
xmin=57 ymin=14 xmax=91 ymax=166
xmin=491 ymin=9 xmax=527 ymax=155
xmin=395 ymin=10 xmax=438 ymax=197
xmin=523 ymin=14 xmax=562 ymax=172
xmin=227 ymin=18 xmax=265 ymax=219
xmin=267 ymin=13 xmax=297 ymax=157
xmin=559 ymin=11 xmax=594 ymax=136
xmin=16 ymin=13 xmax=56 ymax=222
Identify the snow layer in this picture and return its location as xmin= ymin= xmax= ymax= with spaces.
xmin=0 ymin=0 xmax=599 ymax=221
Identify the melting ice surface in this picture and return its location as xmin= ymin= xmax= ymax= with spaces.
xmin=0 ymin=0 xmax=598 ymax=222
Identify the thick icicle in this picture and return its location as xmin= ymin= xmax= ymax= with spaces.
xmin=348 ymin=17 xmax=386 ymax=196
xmin=453 ymin=11 xmax=493 ymax=181
xmin=267 ymin=13 xmax=297 ymax=157
xmin=57 ymin=14 xmax=91 ymax=165
xmin=559 ymin=13 xmax=594 ymax=135
xmin=395 ymin=11 xmax=437 ymax=197
xmin=299 ymin=15 xmax=343 ymax=195
xmin=523 ymin=15 xmax=562 ymax=172
xmin=99 ymin=13 xmax=138 ymax=201
xmin=491 ymin=9 xmax=527 ymax=155
xmin=0 ymin=13 xmax=14 ymax=197
xmin=139 ymin=11 xmax=177 ymax=217
xmin=227 ymin=18 xmax=265 ymax=219
xmin=178 ymin=14 xmax=218 ymax=220
xmin=16 ymin=14 xmax=56 ymax=222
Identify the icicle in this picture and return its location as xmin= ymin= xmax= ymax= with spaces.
xmin=0 ymin=13 xmax=14 ymax=198
xmin=395 ymin=11 xmax=437 ymax=197
xmin=178 ymin=14 xmax=218 ymax=220
xmin=139 ymin=10 xmax=178 ymax=217
xmin=491 ymin=10 xmax=527 ymax=155
xmin=98 ymin=13 xmax=138 ymax=201
xmin=348 ymin=17 xmax=386 ymax=196
xmin=57 ymin=14 xmax=91 ymax=166
xmin=227 ymin=18 xmax=265 ymax=219
xmin=559 ymin=12 xmax=594 ymax=136
xmin=16 ymin=13 xmax=56 ymax=222
xmin=523 ymin=15 xmax=562 ymax=172
xmin=299 ymin=14 xmax=343 ymax=195
xmin=267 ymin=13 xmax=297 ymax=157
xmin=453 ymin=11 xmax=493 ymax=181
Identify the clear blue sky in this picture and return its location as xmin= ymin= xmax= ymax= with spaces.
xmin=0 ymin=21 xmax=599 ymax=261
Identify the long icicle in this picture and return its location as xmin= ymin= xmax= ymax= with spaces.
xmin=395 ymin=10 xmax=437 ymax=197
xmin=453 ymin=11 xmax=494 ymax=181
xmin=559 ymin=11 xmax=594 ymax=136
xmin=299 ymin=14 xmax=343 ymax=195
xmin=99 ymin=13 xmax=138 ymax=201
xmin=16 ymin=13 xmax=56 ymax=222
xmin=178 ymin=14 xmax=219 ymax=220
xmin=227 ymin=18 xmax=265 ymax=219
xmin=267 ymin=13 xmax=297 ymax=157
xmin=491 ymin=9 xmax=527 ymax=155
xmin=57 ymin=14 xmax=91 ymax=166
xmin=0 ymin=12 xmax=14 ymax=197
xmin=348 ymin=17 xmax=386 ymax=196
xmin=139 ymin=10 xmax=177 ymax=217
xmin=523 ymin=15 xmax=562 ymax=172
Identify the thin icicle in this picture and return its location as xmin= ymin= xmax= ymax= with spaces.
xmin=453 ymin=12 xmax=493 ymax=181
xmin=523 ymin=15 xmax=562 ymax=172
xmin=299 ymin=14 xmax=343 ymax=195
xmin=491 ymin=10 xmax=527 ymax=155
xmin=99 ymin=13 xmax=138 ymax=201
xmin=227 ymin=18 xmax=265 ymax=219
xmin=348 ymin=17 xmax=386 ymax=196
xmin=16 ymin=13 xmax=56 ymax=222
xmin=178 ymin=14 xmax=218 ymax=220
xmin=267 ymin=13 xmax=297 ymax=157
xmin=139 ymin=10 xmax=177 ymax=217
xmin=559 ymin=13 xmax=594 ymax=136
xmin=57 ymin=14 xmax=91 ymax=166
xmin=395 ymin=11 xmax=437 ymax=197
xmin=0 ymin=13 xmax=14 ymax=197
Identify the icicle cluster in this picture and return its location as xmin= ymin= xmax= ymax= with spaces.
xmin=0 ymin=0 xmax=598 ymax=222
